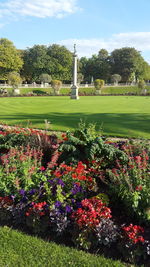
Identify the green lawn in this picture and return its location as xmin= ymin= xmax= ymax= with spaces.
xmin=0 ymin=226 xmax=126 ymax=267
xmin=0 ymin=96 xmax=150 ymax=139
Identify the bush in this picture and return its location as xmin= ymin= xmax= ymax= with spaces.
xmin=39 ymin=73 xmax=52 ymax=84
xmin=7 ymin=72 xmax=22 ymax=89
xmin=51 ymin=80 xmax=62 ymax=95
xmin=138 ymin=80 xmax=145 ymax=90
xmin=94 ymin=79 xmax=105 ymax=95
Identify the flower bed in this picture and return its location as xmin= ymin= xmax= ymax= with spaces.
xmin=0 ymin=124 xmax=150 ymax=265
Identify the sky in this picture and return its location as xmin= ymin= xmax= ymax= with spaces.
xmin=1 ymin=0 xmax=150 ymax=62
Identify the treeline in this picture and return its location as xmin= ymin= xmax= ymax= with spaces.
xmin=0 ymin=38 xmax=150 ymax=84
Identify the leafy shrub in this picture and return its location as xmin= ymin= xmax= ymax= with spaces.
xmin=59 ymin=122 xmax=128 ymax=167
xmin=138 ymin=80 xmax=145 ymax=90
xmin=94 ymin=79 xmax=105 ymax=90
xmin=51 ymin=80 xmax=62 ymax=95
xmin=7 ymin=72 xmax=22 ymax=89
xmin=39 ymin=73 xmax=52 ymax=84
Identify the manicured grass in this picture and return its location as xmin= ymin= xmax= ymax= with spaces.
xmin=0 ymin=226 xmax=126 ymax=267
xmin=5 ymin=85 xmax=150 ymax=96
xmin=101 ymin=86 xmax=150 ymax=94
xmin=0 ymin=96 xmax=150 ymax=139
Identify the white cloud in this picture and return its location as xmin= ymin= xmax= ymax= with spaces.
xmin=58 ymin=32 xmax=150 ymax=59
xmin=0 ymin=0 xmax=79 ymax=20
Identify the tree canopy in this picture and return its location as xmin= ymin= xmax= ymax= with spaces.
xmin=1 ymin=38 xmax=150 ymax=84
xmin=22 ymin=44 xmax=72 ymax=83
xmin=0 ymin=38 xmax=23 ymax=80
xmin=110 ymin=47 xmax=146 ymax=82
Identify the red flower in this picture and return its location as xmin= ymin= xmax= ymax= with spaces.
xmin=72 ymin=197 xmax=112 ymax=229
xmin=40 ymin=166 xmax=45 ymax=171
xmin=135 ymin=185 xmax=143 ymax=191
xmin=122 ymin=224 xmax=145 ymax=244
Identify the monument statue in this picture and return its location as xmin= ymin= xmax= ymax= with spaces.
xmin=70 ymin=44 xmax=79 ymax=99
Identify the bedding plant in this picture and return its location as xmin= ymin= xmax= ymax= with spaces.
xmin=0 ymin=123 xmax=149 ymax=266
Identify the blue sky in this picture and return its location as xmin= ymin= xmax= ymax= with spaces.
xmin=0 ymin=0 xmax=150 ymax=62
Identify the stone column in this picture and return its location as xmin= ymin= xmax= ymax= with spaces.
xmin=70 ymin=44 xmax=79 ymax=100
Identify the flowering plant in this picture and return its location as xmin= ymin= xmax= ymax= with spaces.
xmin=0 ymin=196 xmax=13 ymax=223
xmin=106 ymin=146 xmax=150 ymax=222
xmin=0 ymin=146 xmax=44 ymax=196
xmin=71 ymin=197 xmax=116 ymax=250
xmin=118 ymin=223 xmax=149 ymax=263
xmin=25 ymin=201 xmax=49 ymax=233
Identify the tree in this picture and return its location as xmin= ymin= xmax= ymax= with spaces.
xmin=0 ymin=38 xmax=23 ymax=80
xmin=140 ymin=62 xmax=150 ymax=81
xmin=51 ymin=80 xmax=62 ymax=95
xmin=39 ymin=73 xmax=52 ymax=84
xmin=79 ymin=57 xmax=88 ymax=82
xmin=79 ymin=49 xmax=111 ymax=83
xmin=7 ymin=72 xmax=22 ymax=88
xmin=77 ymin=73 xmax=84 ymax=84
xmin=111 ymin=74 xmax=121 ymax=85
xmin=110 ymin=47 xmax=146 ymax=82
xmin=47 ymin=44 xmax=72 ymax=82
xmin=22 ymin=44 xmax=72 ymax=83
xmin=22 ymin=45 xmax=50 ymax=82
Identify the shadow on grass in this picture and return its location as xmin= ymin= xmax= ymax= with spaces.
xmin=0 ymin=112 xmax=150 ymax=138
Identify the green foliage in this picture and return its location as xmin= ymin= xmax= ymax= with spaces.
xmin=0 ymin=146 xmax=44 ymax=196
xmin=0 ymin=38 xmax=23 ymax=80
xmin=110 ymin=47 xmax=146 ymax=82
xmin=59 ymin=122 xmax=128 ymax=165
xmin=51 ymin=80 xmax=62 ymax=95
xmin=107 ymin=146 xmax=150 ymax=222
xmin=94 ymin=79 xmax=105 ymax=94
xmin=39 ymin=73 xmax=52 ymax=83
xmin=7 ymin=72 xmax=22 ymax=89
xmin=138 ymin=80 xmax=145 ymax=90
xmin=22 ymin=45 xmax=49 ymax=82
xmin=80 ymin=49 xmax=111 ymax=83
xmin=101 ymin=86 xmax=146 ymax=94
xmin=22 ymin=44 xmax=72 ymax=83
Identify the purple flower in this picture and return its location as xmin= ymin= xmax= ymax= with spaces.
xmin=57 ymin=179 xmax=65 ymax=187
xmin=55 ymin=201 xmax=62 ymax=208
xmin=21 ymin=196 xmax=28 ymax=203
xmin=48 ymin=179 xmax=54 ymax=185
xmin=71 ymin=199 xmax=76 ymax=204
xmin=76 ymin=202 xmax=82 ymax=208
xmin=71 ymin=183 xmax=82 ymax=195
xmin=19 ymin=189 xmax=25 ymax=195
xmin=65 ymin=205 xmax=72 ymax=213
xmin=28 ymin=189 xmax=36 ymax=195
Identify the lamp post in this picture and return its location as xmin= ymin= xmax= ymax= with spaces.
xmin=70 ymin=44 xmax=79 ymax=100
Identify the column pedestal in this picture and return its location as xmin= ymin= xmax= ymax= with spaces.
xmin=70 ymin=85 xmax=79 ymax=99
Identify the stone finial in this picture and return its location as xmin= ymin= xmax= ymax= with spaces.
xmin=74 ymin=44 xmax=77 ymax=56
